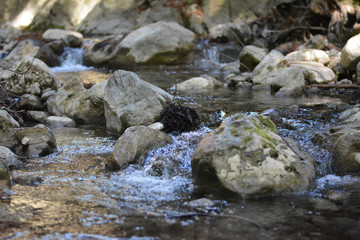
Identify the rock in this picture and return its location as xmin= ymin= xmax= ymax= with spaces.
xmin=46 ymin=116 xmax=76 ymax=127
xmin=0 ymin=22 xmax=21 ymax=44
xmin=0 ymin=110 xmax=20 ymax=130
xmin=221 ymin=62 xmax=240 ymax=73
xmin=0 ymin=146 xmax=23 ymax=169
xmin=225 ymin=73 xmax=253 ymax=89
xmin=108 ymin=126 xmax=172 ymax=170
xmin=46 ymin=78 xmax=106 ymax=124
xmin=337 ymin=79 xmax=353 ymax=84
xmin=186 ymin=198 xmax=215 ymax=208
xmin=252 ymin=50 xmax=285 ymax=84
xmin=42 ymin=29 xmax=83 ymax=48
xmin=289 ymin=61 xmax=336 ymax=84
xmin=27 ymin=111 xmax=48 ymax=123
xmin=46 ymin=40 xmax=67 ymax=55
xmin=285 ymin=49 xmax=330 ymax=65
xmin=103 ymin=70 xmax=172 ymax=134
xmin=191 ymin=114 xmax=314 ymax=196
xmin=5 ymin=57 xmax=60 ymax=96
xmin=84 ymin=21 xmax=196 ymax=66
xmin=137 ymin=0 xmax=183 ymax=27
xmin=239 ymin=45 xmax=268 ymax=72
xmin=175 ymin=76 xmax=223 ymax=91
xmin=147 ymin=122 xmax=164 ymax=131
xmin=209 ymin=22 xmax=252 ymax=44
xmin=77 ymin=0 xmax=137 ymax=36
xmin=357 ymin=61 xmax=360 ymax=83
xmin=19 ymin=94 xmax=41 ymax=110
xmin=340 ymin=33 xmax=360 ymax=70
xmin=114 ymin=21 xmax=195 ymax=65
xmin=298 ymin=34 xmax=328 ymax=50
xmin=0 ymin=124 xmax=56 ymax=157
xmin=332 ymin=130 xmax=360 ymax=174
xmin=5 ymin=40 xmax=60 ymax=67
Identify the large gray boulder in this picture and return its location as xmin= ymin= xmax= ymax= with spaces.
xmin=46 ymin=78 xmax=106 ymax=124
xmin=341 ymin=33 xmax=360 ymax=70
xmin=108 ymin=126 xmax=172 ymax=170
xmin=191 ymin=114 xmax=314 ymax=196
xmin=0 ymin=124 xmax=56 ymax=157
xmin=77 ymin=0 xmax=137 ymax=36
xmin=5 ymin=40 xmax=60 ymax=67
xmin=0 ymin=22 xmax=21 ymax=44
xmin=209 ymin=22 xmax=252 ymax=44
xmin=4 ymin=57 xmax=60 ymax=96
xmin=285 ymin=49 xmax=330 ymax=65
xmin=103 ymin=70 xmax=172 ymax=134
xmin=84 ymin=21 xmax=196 ymax=66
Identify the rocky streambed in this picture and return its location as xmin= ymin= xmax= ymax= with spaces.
xmin=1 ymin=58 xmax=360 ymax=239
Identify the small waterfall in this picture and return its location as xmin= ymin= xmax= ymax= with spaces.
xmin=202 ymin=45 xmax=221 ymax=65
xmin=51 ymin=47 xmax=93 ymax=73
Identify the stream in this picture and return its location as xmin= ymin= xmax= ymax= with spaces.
xmin=1 ymin=45 xmax=360 ymax=240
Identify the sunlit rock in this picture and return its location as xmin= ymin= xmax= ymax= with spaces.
xmin=238 ymin=45 xmax=268 ymax=72
xmin=0 ymin=124 xmax=56 ymax=157
xmin=191 ymin=114 xmax=314 ymax=196
xmin=175 ymin=75 xmax=224 ymax=91
xmin=103 ymin=70 xmax=172 ymax=134
xmin=285 ymin=49 xmax=330 ymax=65
xmin=0 ymin=110 xmax=20 ymax=130
xmin=42 ymin=29 xmax=83 ymax=48
xmin=5 ymin=40 xmax=60 ymax=67
xmin=5 ymin=57 xmax=60 ymax=96
xmin=252 ymin=49 xmax=285 ymax=85
xmin=108 ymin=126 xmax=172 ymax=170
xmin=341 ymin=33 xmax=360 ymax=70
xmin=46 ymin=77 xmax=105 ymax=124
xmin=46 ymin=116 xmax=76 ymax=128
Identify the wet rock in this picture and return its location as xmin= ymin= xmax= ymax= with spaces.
xmin=5 ymin=40 xmax=60 ymax=67
xmin=192 ymin=114 xmax=314 ymax=196
xmin=46 ymin=78 xmax=105 ymax=124
xmin=225 ymin=73 xmax=253 ymax=89
xmin=4 ymin=57 xmax=60 ymax=96
xmin=185 ymin=198 xmax=215 ymax=209
xmin=175 ymin=76 xmax=223 ymax=91
xmin=340 ymin=33 xmax=360 ymax=70
xmin=0 ymin=146 xmax=23 ymax=169
xmin=0 ymin=124 xmax=56 ymax=158
xmin=285 ymin=49 xmax=330 ymax=65
xmin=332 ymin=130 xmax=360 ymax=174
xmin=239 ymin=45 xmax=268 ymax=72
xmin=326 ymin=190 xmax=351 ymax=202
xmin=103 ymin=70 xmax=172 ymax=134
xmin=108 ymin=126 xmax=172 ymax=170
xmin=221 ymin=62 xmax=240 ymax=73
xmin=27 ymin=111 xmax=48 ymax=123
xmin=209 ymin=22 xmax=252 ymax=44
xmin=77 ymin=0 xmax=137 ymax=36
xmin=42 ymin=29 xmax=83 ymax=48
xmin=46 ymin=40 xmax=67 ymax=55
xmin=13 ymin=175 xmax=43 ymax=186
xmin=46 ymin=116 xmax=76 ymax=128
xmin=309 ymin=198 xmax=340 ymax=211
xmin=0 ymin=110 xmax=20 ymax=130
xmin=19 ymin=94 xmax=41 ymax=110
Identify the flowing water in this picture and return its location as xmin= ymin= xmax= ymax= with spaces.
xmin=1 ymin=46 xmax=360 ymax=240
